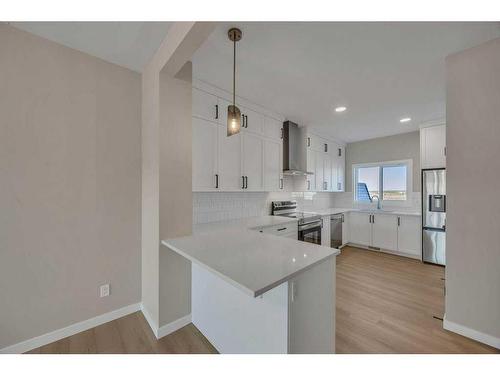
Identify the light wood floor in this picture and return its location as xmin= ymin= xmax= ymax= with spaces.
xmin=27 ymin=246 xmax=498 ymax=354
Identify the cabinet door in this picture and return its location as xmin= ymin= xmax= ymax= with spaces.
xmin=397 ymin=215 xmax=421 ymax=257
xmin=372 ymin=214 xmax=398 ymax=251
xmin=323 ymin=156 xmax=332 ymax=191
xmin=330 ymin=154 xmax=339 ymax=192
xmin=242 ymin=133 xmax=263 ymax=191
xmin=342 ymin=213 xmax=349 ymax=246
xmin=315 ymin=151 xmax=325 ymax=192
xmin=241 ymin=106 xmax=263 ymax=135
xmin=193 ymin=88 xmax=219 ymax=123
xmin=263 ymin=116 xmax=283 ymax=141
xmin=192 ymin=118 xmax=218 ymax=191
xmin=306 ymin=133 xmax=323 ymax=152
xmin=263 ymin=139 xmax=282 ymax=191
xmin=349 ymin=212 xmax=372 ymax=247
xmin=218 ymin=125 xmax=242 ymax=190
xmin=306 ymin=149 xmax=316 ymax=191
xmin=337 ymin=145 xmax=345 ymax=192
xmin=421 ymin=125 xmax=446 ymax=168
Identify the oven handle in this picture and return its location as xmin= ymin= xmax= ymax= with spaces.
xmin=298 ymin=220 xmax=322 ymax=231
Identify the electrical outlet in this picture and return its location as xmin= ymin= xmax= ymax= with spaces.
xmin=100 ymin=284 xmax=110 ymax=298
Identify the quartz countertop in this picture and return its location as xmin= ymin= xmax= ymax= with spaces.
xmin=310 ymin=207 xmax=421 ymax=217
xmin=193 ymin=215 xmax=298 ymax=234
xmin=162 ymin=216 xmax=339 ymax=298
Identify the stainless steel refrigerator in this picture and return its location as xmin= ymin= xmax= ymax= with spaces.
xmin=422 ymin=169 xmax=446 ymax=265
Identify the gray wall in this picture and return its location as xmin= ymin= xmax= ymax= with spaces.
xmin=0 ymin=25 xmax=142 ymax=349
xmin=446 ymin=37 xmax=500 ymax=341
xmin=345 ymin=131 xmax=421 ymax=192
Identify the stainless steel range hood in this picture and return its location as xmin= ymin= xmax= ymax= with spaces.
xmin=282 ymin=121 xmax=313 ymax=176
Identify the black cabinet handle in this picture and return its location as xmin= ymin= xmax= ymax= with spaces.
xmin=281 ymin=128 xmax=283 ymax=139
xmin=397 ymin=217 xmax=401 ymax=226
xmin=215 ymin=174 xmax=219 ymax=188
xmin=280 ymin=178 xmax=283 ymax=189
xmin=215 ymin=104 xmax=219 ymax=120
xmin=245 ymin=176 xmax=248 ymax=189
xmin=338 ymin=148 xmax=342 ymax=157
xmin=242 ymin=176 xmax=245 ymax=189
xmin=277 ymin=227 xmax=287 ymax=231
xmin=307 ymin=137 xmax=311 ymax=147
xmin=307 ymin=180 xmax=311 ymax=190
xmin=324 ymin=143 xmax=328 ymax=152
xmin=245 ymin=115 xmax=248 ymax=128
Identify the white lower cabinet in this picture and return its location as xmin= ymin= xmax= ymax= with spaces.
xmin=371 ymin=214 xmax=398 ymax=251
xmin=321 ymin=216 xmax=330 ymax=247
xmin=346 ymin=211 xmax=421 ymax=259
xmin=348 ymin=212 xmax=372 ymax=247
xmin=397 ymin=215 xmax=421 ymax=257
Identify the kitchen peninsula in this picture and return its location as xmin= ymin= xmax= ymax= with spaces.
xmin=162 ymin=216 xmax=340 ymax=354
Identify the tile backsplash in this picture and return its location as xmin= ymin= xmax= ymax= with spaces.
xmin=193 ymin=191 xmax=335 ymax=224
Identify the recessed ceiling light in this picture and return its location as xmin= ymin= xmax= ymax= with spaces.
xmin=400 ymin=117 xmax=412 ymax=123
xmin=335 ymin=106 xmax=347 ymax=113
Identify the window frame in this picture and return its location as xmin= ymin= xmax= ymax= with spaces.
xmin=352 ymin=159 xmax=413 ymax=208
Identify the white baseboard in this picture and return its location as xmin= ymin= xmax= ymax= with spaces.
xmin=140 ymin=304 xmax=159 ymax=338
xmin=157 ymin=314 xmax=192 ymax=339
xmin=443 ymin=317 xmax=500 ymax=349
xmin=0 ymin=302 xmax=141 ymax=354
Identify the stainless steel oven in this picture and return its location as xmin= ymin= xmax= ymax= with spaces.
xmin=271 ymin=201 xmax=323 ymax=245
xmin=298 ymin=220 xmax=322 ymax=245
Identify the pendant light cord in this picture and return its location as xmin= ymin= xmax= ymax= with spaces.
xmin=233 ymin=37 xmax=236 ymax=106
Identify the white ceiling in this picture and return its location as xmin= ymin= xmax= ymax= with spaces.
xmin=193 ymin=22 xmax=500 ymax=143
xmin=11 ymin=22 xmax=172 ymax=72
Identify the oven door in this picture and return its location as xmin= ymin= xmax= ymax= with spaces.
xmin=298 ymin=221 xmax=322 ymax=245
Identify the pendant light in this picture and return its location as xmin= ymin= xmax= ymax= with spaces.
xmin=227 ymin=28 xmax=242 ymax=136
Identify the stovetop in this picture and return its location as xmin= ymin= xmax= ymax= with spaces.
xmin=271 ymin=201 xmax=322 ymax=226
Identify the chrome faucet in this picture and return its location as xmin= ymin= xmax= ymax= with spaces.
xmin=372 ymin=195 xmax=381 ymax=210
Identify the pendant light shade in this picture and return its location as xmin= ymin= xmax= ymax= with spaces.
xmin=227 ymin=104 xmax=241 ymax=136
xmin=227 ymin=28 xmax=242 ymax=137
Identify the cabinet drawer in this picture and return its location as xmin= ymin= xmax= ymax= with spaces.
xmin=258 ymin=222 xmax=298 ymax=237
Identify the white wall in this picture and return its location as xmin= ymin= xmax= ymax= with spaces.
xmin=445 ymin=37 xmax=500 ymax=348
xmin=0 ymin=25 xmax=141 ymax=349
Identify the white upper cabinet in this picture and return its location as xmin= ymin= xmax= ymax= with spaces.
xmin=193 ymin=88 xmax=219 ymax=123
xmin=241 ymin=106 xmax=264 ymax=135
xmin=218 ymin=125 xmax=242 ymax=191
xmin=397 ymin=215 xmax=421 ymax=257
xmin=193 ymin=118 xmax=219 ymax=191
xmin=263 ymin=116 xmax=283 ymax=141
xmin=336 ymin=145 xmax=345 ymax=191
xmin=263 ymin=139 xmax=283 ymax=191
xmin=372 ymin=214 xmax=398 ymax=251
xmin=314 ymin=151 xmax=325 ymax=192
xmin=420 ymin=124 xmax=446 ymax=169
xmin=323 ymin=155 xmax=332 ymax=191
xmin=192 ymin=85 xmax=284 ymax=192
xmin=242 ymin=132 xmax=264 ymax=191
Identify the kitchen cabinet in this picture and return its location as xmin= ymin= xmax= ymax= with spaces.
xmin=218 ymin=124 xmax=242 ymax=190
xmin=241 ymin=106 xmax=264 ymax=135
xmin=306 ymin=149 xmax=316 ymax=191
xmin=193 ymin=88 xmax=219 ymax=123
xmin=263 ymin=116 xmax=283 ymax=141
xmin=420 ymin=124 xmax=446 ymax=169
xmin=371 ymin=213 xmax=398 ymax=251
xmin=323 ymin=157 xmax=332 ymax=191
xmin=242 ymin=133 xmax=264 ymax=191
xmin=397 ymin=215 xmax=421 ymax=257
xmin=192 ymin=86 xmax=284 ymax=192
xmin=336 ymin=146 xmax=345 ymax=191
xmin=346 ymin=211 xmax=422 ymax=259
xmin=314 ymin=151 xmax=325 ymax=191
xmin=193 ymin=118 xmax=219 ymax=191
xmin=321 ymin=216 xmax=330 ymax=247
xmin=348 ymin=212 xmax=372 ymax=247
xmin=263 ymin=139 xmax=283 ymax=191
xmin=258 ymin=222 xmax=298 ymax=239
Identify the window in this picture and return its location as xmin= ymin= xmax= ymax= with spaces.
xmin=354 ymin=160 xmax=411 ymax=203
